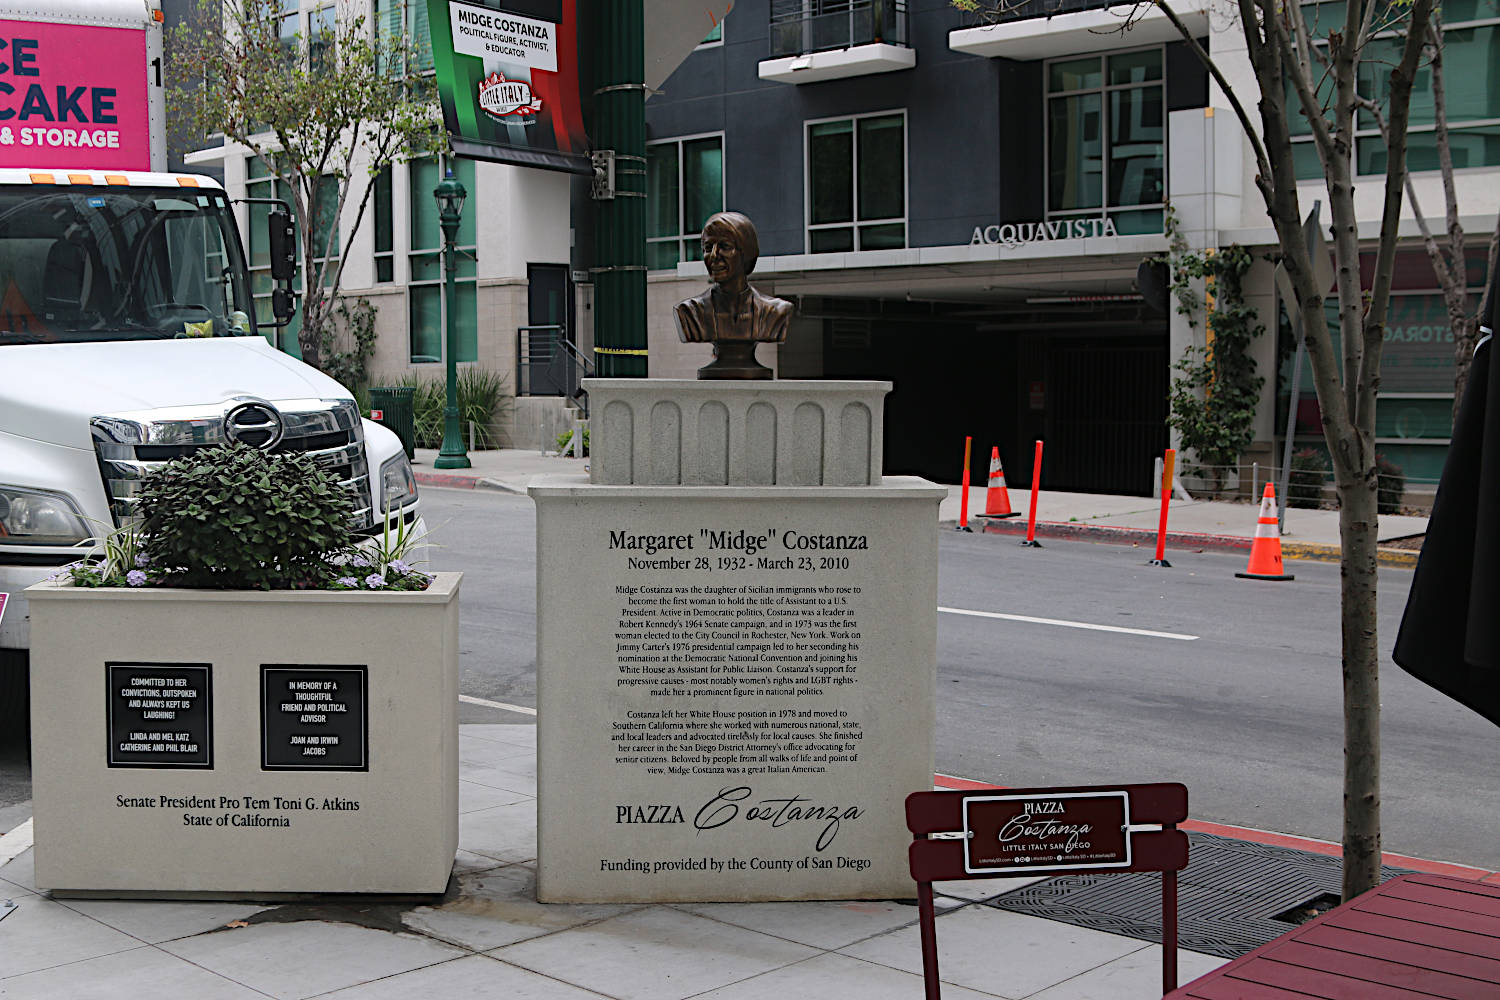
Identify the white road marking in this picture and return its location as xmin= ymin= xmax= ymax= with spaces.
xmin=0 ymin=817 xmax=32 ymax=867
xmin=460 ymin=694 xmax=538 ymax=716
xmin=938 ymin=606 xmax=1198 ymax=641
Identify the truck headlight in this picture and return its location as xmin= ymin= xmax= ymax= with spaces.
xmin=0 ymin=485 xmax=92 ymax=546
xmin=379 ymin=454 xmax=419 ymax=513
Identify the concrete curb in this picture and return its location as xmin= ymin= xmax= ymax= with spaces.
xmin=414 ymin=471 xmax=522 ymax=494
xmin=969 ymin=517 xmax=1421 ymax=568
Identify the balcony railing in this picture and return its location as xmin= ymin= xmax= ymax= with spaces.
xmin=769 ymin=0 xmax=909 ymax=58
xmin=959 ymin=0 xmax=1121 ymax=24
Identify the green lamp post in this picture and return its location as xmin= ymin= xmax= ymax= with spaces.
xmin=432 ymin=167 xmax=471 ymax=470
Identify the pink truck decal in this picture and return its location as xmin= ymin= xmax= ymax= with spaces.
xmin=0 ymin=21 xmax=151 ymax=170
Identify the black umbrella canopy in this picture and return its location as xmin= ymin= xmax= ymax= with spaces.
xmin=1393 ymin=258 xmax=1500 ymax=725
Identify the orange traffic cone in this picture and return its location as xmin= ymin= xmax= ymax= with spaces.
xmin=980 ymin=447 xmax=1020 ymax=518
xmin=1236 ymin=483 xmax=1294 ymax=581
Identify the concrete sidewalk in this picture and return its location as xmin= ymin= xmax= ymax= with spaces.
xmin=0 ymin=725 xmax=1231 ymax=999
xmin=410 ymin=448 xmax=1430 ymax=565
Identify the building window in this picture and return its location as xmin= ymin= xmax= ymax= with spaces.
xmin=1291 ymin=0 xmax=1500 ymax=177
xmin=308 ymin=3 xmax=335 ymax=74
xmin=246 ymin=157 xmax=295 ymax=347
xmin=1045 ymin=48 xmax=1164 ymax=235
xmin=272 ymin=0 xmax=298 ymax=61
xmin=699 ymin=20 xmax=723 ymax=46
xmin=308 ymin=174 xmax=340 ymax=278
xmin=646 ymin=134 xmax=724 ymax=271
xmin=374 ymin=0 xmax=434 ymax=77
xmin=806 ymin=111 xmax=906 ymax=253
xmin=408 ymin=156 xmax=476 ymax=364
xmin=374 ymin=166 xmax=394 ymax=283
xmin=246 ymin=157 xmax=340 ymax=351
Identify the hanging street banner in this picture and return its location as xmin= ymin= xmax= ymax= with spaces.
xmin=425 ymin=0 xmax=590 ymax=174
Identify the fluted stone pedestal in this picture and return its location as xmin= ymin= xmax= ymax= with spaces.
xmin=531 ymin=380 xmax=941 ymax=903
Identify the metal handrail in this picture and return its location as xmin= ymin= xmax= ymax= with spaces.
xmin=559 ymin=338 xmax=595 ymax=418
xmin=768 ymin=0 xmax=908 ymax=57
xmin=516 ymin=325 xmax=594 ymax=418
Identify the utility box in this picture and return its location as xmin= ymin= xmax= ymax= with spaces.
xmin=369 ymin=387 xmax=416 ymax=460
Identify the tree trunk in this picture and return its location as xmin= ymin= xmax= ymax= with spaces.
xmin=298 ymin=284 xmax=324 ymax=370
xmin=1339 ymin=471 xmax=1382 ymax=899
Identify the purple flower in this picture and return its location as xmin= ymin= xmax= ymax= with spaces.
xmin=126 ymin=569 xmax=148 ymax=587
xmin=134 ymin=552 xmax=151 ymax=567
xmin=350 ymin=555 xmax=371 ymax=568
xmin=389 ymin=559 xmax=411 ymax=576
xmin=364 ymin=573 xmax=386 ymax=588
xmin=336 ymin=576 xmax=359 ymax=588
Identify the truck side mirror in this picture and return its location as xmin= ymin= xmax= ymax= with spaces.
xmin=269 ymin=208 xmax=297 ymax=282
xmin=272 ymin=287 xmax=297 ymax=325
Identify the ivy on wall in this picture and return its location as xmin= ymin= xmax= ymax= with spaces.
xmin=1160 ymin=208 xmax=1265 ymax=491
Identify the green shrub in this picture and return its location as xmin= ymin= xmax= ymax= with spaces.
xmin=376 ymin=368 xmax=510 ymax=450
xmin=1288 ymin=448 xmax=1330 ymax=509
xmin=556 ymin=426 xmax=589 ymax=456
xmin=134 ymin=444 xmax=357 ymax=589
xmin=1376 ymin=454 xmax=1406 ymax=515
xmin=56 ymin=445 xmax=432 ymax=592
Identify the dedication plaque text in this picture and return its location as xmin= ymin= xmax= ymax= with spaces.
xmin=106 ymin=662 xmax=212 ymax=768
xmin=535 ymin=483 xmax=941 ymax=902
xmin=261 ymin=665 xmax=368 ymax=770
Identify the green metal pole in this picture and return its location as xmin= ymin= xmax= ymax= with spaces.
xmin=592 ymin=0 xmax=647 ymax=377
xmin=434 ymin=199 xmax=470 ymax=469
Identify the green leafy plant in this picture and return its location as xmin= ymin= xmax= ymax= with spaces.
xmin=556 ymin=427 xmax=589 ymax=456
xmin=319 ymin=297 xmax=379 ymax=392
xmin=364 ymin=502 xmax=431 ymax=572
xmin=54 ymin=444 xmax=431 ymax=592
xmin=136 ymin=444 xmax=357 ymax=589
xmin=1376 ymin=454 xmax=1406 ymax=515
xmin=1288 ymin=448 xmax=1331 ymax=510
xmin=1160 ymin=226 xmax=1265 ymax=495
xmin=57 ymin=521 xmax=148 ymax=589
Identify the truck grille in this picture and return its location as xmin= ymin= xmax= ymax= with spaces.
xmin=90 ymin=398 xmax=373 ymax=530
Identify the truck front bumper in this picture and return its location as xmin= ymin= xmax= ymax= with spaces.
xmin=0 ymin=562 xmax=58 ymax=649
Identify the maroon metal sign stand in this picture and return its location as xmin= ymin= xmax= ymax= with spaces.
xmin=906 ymin=783 xmax=1189 ymax=999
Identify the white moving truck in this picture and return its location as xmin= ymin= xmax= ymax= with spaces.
xmin=0 ymin=3 xmax=423 ymax=679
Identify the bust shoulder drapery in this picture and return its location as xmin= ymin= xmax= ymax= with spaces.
xmin=672 ymin=211 xmax=794 ymax=379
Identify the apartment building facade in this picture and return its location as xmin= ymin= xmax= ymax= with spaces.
xmin=191 ymin=0 xmax=1498 ymax=491
xmin=643 ymin=0 xmax=1499 ymax=493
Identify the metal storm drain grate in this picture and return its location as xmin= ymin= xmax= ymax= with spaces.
xmin=985 ymin=831 xmax=1414 ymax=958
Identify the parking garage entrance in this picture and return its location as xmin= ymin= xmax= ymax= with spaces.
xmin=800 ymin=297 xmax=1168 ymax=496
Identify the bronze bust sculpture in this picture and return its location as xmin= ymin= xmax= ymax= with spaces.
xmin=674 ymin=211 xmax=794 ymax=379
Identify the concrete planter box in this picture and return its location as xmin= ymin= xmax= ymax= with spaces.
xmin=25 ymin=573 xmax=461 ymax=898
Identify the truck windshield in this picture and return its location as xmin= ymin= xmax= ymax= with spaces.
xmin=0 ymin=185 xmax=257 ymax=345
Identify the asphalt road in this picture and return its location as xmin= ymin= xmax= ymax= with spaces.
xmin=416 ymin=486 xmax=1500 ymax=872
xmin=3 ymin=485 xmax=1494 ymax=872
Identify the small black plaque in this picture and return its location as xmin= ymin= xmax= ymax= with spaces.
xmin=107 ymin=662 xmax=213 ymax=768
xmin=261 ymin=665 xmax=368 ymax=771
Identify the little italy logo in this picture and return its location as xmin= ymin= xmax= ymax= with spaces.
xmin=477 ymin=73 xmax=542 ymax=121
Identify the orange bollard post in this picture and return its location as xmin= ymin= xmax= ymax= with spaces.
xmin=1021 ymin=440 xmax=1043 ymax=548
xmin=1151 ymin=448 xmax=1175 ymax=567
xmin=957 ymin=436 xmax=973 ymax=532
